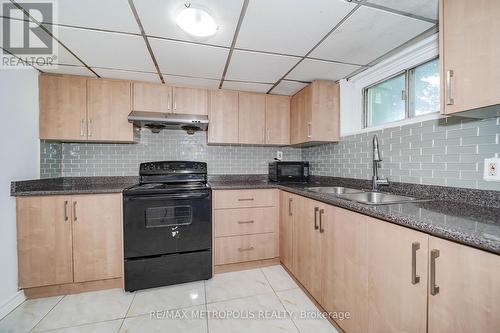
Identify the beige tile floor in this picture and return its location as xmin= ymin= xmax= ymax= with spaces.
xmin=0 ymin=265 xmax=338 ymax=333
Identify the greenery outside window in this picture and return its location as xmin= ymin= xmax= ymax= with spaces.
xmin=364 ymin=58 xmax=440 ymax=128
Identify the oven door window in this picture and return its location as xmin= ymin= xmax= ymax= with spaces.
xmin=145 ymin=205 xmax=192 ymax=228
xmin=280 ymin=165 xmax=302 ymax=177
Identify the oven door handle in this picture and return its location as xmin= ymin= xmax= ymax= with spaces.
xmin=126 ymin=192 xmax=210 ymax=201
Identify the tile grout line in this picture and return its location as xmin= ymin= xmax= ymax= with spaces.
xmin=204 ymin=280 xmax=209 ymax=333
xmin=118 ymin=291 xmax=137 ymax=332
xmin=29 ymin=295 xmax=65 ymax=333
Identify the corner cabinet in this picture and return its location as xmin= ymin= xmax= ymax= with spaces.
xmin=290 ymin=80 xmax=340 ymax=145
xmin=440 ymin=0 xmax=500 ymax=117
xmin=16 ymin=194 xmax=123 ymax=292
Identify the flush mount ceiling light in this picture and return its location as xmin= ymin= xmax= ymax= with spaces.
xmin=176 ymin=2 xmax=218 ymax=38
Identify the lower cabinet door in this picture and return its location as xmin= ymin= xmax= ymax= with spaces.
xmin=322 ymin=206 xmax=368 ymax=333
xmin=17 ymin=196 xmax=74 ymax=288
xmin=72 ymin=194 xmax=123 ymax=282
xmin=279 ymin=191 xmax=294 ymax=272
xmin=367 ymin=219 xmax=429 ymax=333
xmin=428 ymin=236 xmax=500 ymax=333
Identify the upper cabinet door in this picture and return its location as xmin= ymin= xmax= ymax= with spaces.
xmin=441 ymin=0 xmax=500 ymax=115
xmin=72 ymin=194 xmax=123 ymax=283
xmin=208 ymin=90 xmax=239 ymax=144
xmin=238 ymin=92 xmax=266 ymax=144
xmin=16 ymin=196 xmax=74 ymax=288
xmin=367 ymin=218 xmax=429 ymax=333
xmin=132 ymin=82 xmax=172 ymax=113
xmin=87 ymin=79 xmax=134 ymax=142
xmin=265 ymin=95 xmax=290 ymax=145
xmin=172 ymin=87 xmax=208 ymax=115
xmin=310 ymin=81 xmax=339 ymax=142
xmin=39 ymin=75 xmax=87 ymax=141
xmin=428 ymin=236 xmax=500 ymax=333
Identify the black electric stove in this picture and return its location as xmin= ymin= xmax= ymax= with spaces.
xmin=122 ymin=161 xmax=212 ymax=291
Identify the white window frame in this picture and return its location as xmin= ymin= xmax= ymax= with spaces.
xmin=339 ymin=33 xmax=444 ymax=137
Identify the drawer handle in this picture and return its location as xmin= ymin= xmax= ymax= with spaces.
xmin=238 ymin=220 xmax=254 ymax=224
xmin=238 ymin=198 xmax=254 ymax=201
xmin=411 ymin=242 xmax=420 ymax=285
xmin=238 ymin=246 xmax=254 ymax=252
xmin=430 ymin=249 xmax=440 ymax=295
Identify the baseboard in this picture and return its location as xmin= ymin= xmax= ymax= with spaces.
xmin=214 ymin=257 xmax=280 ymax=274
xmin=0 ymin=290 xmax=26 ymax=320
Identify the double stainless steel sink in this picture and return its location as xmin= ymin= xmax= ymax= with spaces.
xmin=305 ymin=186 xmax=417 ymax=205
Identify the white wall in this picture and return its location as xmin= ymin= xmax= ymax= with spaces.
xmin=0 ymin=69 xmax=40 ymax=318
xmin=340 ymin=34 xmax=441 ymax=137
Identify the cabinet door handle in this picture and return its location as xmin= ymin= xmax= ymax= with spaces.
xmin=314 ymin=207 xmax=319 ymax=230
xmin=173 ymin=93 xmax=177 ymax=110
xmin=262 ymin=128 xmax=266 ymax=143
xmin=307 ymin=122 xmax=312 ymax=138
xmin=64 ymin=200 xmax=69 ymax=221
xmin=238 ymin=220 xmax=254 ymax=224
xmin=238 ymin=246 xmax=254 ymax=252
xmin=319 ymin=209 xmax=324 ymax=233
xmin=430 ymin=249 xmax=440 ymax=295
xmin=72 ymin=201 xmax=78 ymax=222
xmin=238 ymin=198 xmax=254 ymax=201
xmin=167 ymin=93 xmax=171 ymax=110
xmin=288 ymin=197 xmax=293 ymax=216
xmin=446 ymin=70 xmax=454 ymax=105
xmin=80 ymin=119 xmax=85 ymax=137
xmin=88 ymin=119 xmax=93 ymax=137
xmin=267 ymin=129 xmax=270 ymax=143
xmin=411 ymin=242 xmax=420 ymax=285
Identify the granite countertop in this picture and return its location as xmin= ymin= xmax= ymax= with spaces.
xmin=11 ymin=175 xmax=500 ymax=255
xmin=11 ymin=176 xmax=139 ymax=196
xmin=209 ymin=175 xmax=500 ymax=255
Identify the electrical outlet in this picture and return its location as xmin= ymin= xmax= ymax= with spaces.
xmin=483 ymin=158 xmax=500 ymax=181
xmin=276 ymin=151 xmax=283 ymax=161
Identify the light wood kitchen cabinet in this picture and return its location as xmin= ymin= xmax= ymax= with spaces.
xmin=72 ymin=194 xmax=123 ymax=283
xmin=428 ymin=236 xmax=500 ymax=333
xmin=39 ymin=75 xmax=87 ymax=141
xmin=132 ymin=82 xmax=172 ymax=112
xmin=172 ymin=86 xmax=208 ymax=115
xmin=294 ymin=196 xmax=324 ymax=302
xmin=368 ymin=218 xmax=429 ymax=333
xmin=290 ymin=80 xmax=339 ymax=145
xmin=208 ymin=90 xmax=239 ymax=144
xmin=279 ymin=191 xmax=295 ymax=273
xmin=440 ymin=0 xmax=500 ymax=117
xmin=87 ymin=79 xmax=134 ymax=142
xmin=17 ymin=196 xmax=74 ymax=288
xmin=238 ymin=92 xmax=266 ymax=144
xmin=16 ymin=194 xmax=123 ymax=290
xmin=265 ymin=95 xmax=290 ymax=145
xmin=322 ymin=206 xmax=368 ymax=333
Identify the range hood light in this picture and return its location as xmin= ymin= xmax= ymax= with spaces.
xmin=176 ymin=3 xmax=218 ymax=38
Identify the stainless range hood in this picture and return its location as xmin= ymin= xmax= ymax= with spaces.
xmin=128 ymin=111 xmax=209 ymax=134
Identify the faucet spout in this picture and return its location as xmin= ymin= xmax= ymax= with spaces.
xmin=372 ymin=134 xmax=388 ymax=191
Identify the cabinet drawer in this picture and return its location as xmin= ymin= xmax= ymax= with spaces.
xmin=215 ymin=207 xmax=277 ymax=237
xmin=214 ymin=189 xmax=277 ymax=209
xmin=215 ymin=233 xmax=277 ymax=265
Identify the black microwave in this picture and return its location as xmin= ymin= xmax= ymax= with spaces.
xmin=269 ymin=161 xmax=309 ymax=183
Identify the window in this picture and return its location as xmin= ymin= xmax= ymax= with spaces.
xmin=364 ymin=58 xmax=440 ymax=128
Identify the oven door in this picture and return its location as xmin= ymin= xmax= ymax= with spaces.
xmin=123 ymin=190 xmax=211 ymax=259
xmin=278 ymin=164 xmax=306 ymax=182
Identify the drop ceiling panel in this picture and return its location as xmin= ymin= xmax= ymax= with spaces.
xmin=368 ymin=0 xmax=438 ymax=20
xmin=52 ymin=26 xmax=156 ymax=72
xmin=163 ymin=75 xmax=220 ymax=89
xmin=134 ymin=0 xmax=244 ymax=47
xmin=38 ymin=65 xmax=95 ymax=76
xmin=236 ymin=0 xmax=356 ymax=56
xmin=223 ymin=81 xmax=273 ymax=94
xmin=287 ymin=59 xmax=360 ymax=82
xmin=48 ymin=0 xmax=140 ymax=33
xmin=93 ymin=68 xmax=160 ymax=83
xmin=226 ymin=50 xmax=299 ymax=83
xmin=150 ymin=38 xmax=228 ymax=79
xmin=271 ymin=80 xmax=308 ymax=96
xmin=310 ymin=6 xmax=434 ymax=65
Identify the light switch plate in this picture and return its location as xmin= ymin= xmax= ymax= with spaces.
xmin=483 ymin=158 xmax=500 ymax=181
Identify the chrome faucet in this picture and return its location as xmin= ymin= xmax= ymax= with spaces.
xmin=372 ymin=134 xmax=389 ymax=191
